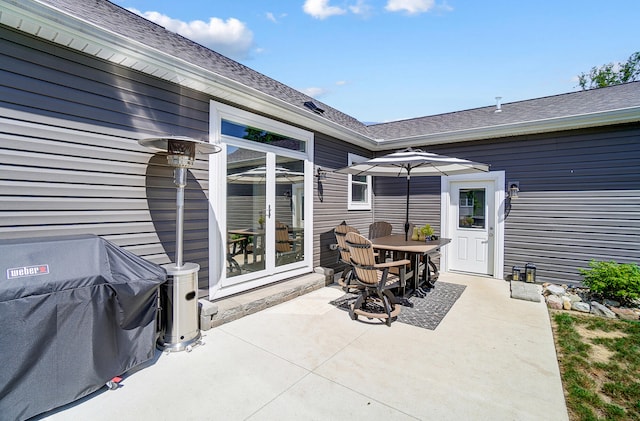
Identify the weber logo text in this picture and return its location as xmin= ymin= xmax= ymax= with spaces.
xmin=7 ymin=265 xmax=50 ymax=279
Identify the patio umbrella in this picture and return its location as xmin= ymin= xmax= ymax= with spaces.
xmin=335 ymin=148 xmax=489 ymax=240
xmin=227 ymin=166 xmax=304 ymax=184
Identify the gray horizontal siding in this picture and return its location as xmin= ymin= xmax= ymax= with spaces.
xmin=313 ymin=134 xmax=374 ymax=269
xmin=0 ymin=26 xmax=213 ymax=292
xmin=386 ymin=125 xmax=640 ymax=285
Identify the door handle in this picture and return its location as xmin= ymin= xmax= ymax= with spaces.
xmin=266 ymin=205 xmax=271 ymax=218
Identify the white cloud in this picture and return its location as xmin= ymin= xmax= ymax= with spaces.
xmin=385 ymin=0 xmax=436 ymax=14
xmin=265 ymin=12 xmax=287 ymax=23
xmin=128 ymin=8 xmax=253 ymax=60
xmin=303 ymin=0 xmax=347 ymax=20
xmin=266 ymin=12 xmax=277 ymax=23
xmin=301 ymin=87 xmax=329 ymax=98
xmin=335 ymin=80 xmax=348 ymax=86
xmin=349 ymin=0 xmax=373 ymax=16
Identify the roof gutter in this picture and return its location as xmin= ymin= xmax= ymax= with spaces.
xmin=3 ymin=0 xmax=377 ymax=149
xmin=376 ymin=107 xmax=640 ymax=150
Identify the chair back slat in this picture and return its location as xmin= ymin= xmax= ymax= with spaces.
xmin=275 ymin=221 xmax=291 ymax=252
xmin=334 ymin=224 xmax=359 ymax=264
xmin=345 ymin=232 xmax=378 ymax=285
xmin=368 ymin=221 xmax=392 ymax=240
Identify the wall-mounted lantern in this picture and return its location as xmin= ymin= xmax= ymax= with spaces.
xmin=524 ymin=263 xmax=537 ymax=283
xmin=508 ymin=181 xmax=520 ymax=199
xmin=315 ymin=167 xmax=327 ymax=180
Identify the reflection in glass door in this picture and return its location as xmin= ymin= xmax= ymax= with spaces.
xmin=274 ymin=156 xmax=305 ymax=267
xmin=226 ymin=148 xmax=267 ymax=278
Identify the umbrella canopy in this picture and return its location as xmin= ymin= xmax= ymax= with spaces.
xmin=335 ymin=148 xmax=489 ymax=240
xmin=227 ymin=166 xmax=304 ymax=184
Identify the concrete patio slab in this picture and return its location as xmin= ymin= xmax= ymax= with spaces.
xmin=38 ymin=273 xmax=568 ymax=421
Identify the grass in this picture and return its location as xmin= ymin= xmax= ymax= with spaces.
xmin=551 ymin=310 xmax=640 ymax=420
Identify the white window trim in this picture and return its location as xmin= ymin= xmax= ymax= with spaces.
xmin=347 ymin=152 xmax=372 ymax=211
xmin=208 ymin=100 xmax=314 ymax=300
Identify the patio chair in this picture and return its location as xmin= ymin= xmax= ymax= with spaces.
xmin=226 ymin=235 xmax=244 ymax=274
xmin=368 ymin=221 xmax=392 ymax=262
xmin=345 ymin=232 xmax=410 ymax=326
xmin=275 ymin=221 xmax=300 ymax=265
xmin=333 ymin=223 xmax=361 ymax=292
xmin=368 ymin=221 xmax=392 ymax=239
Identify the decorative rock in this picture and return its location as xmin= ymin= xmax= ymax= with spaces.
xmin=610 ymin=307 xmax=639 ymax=321
xmin=604 ymin=299 xmax=621 ymax=307
xmin=546 ymin=294 xmax=563 ymax=309
xmin=562 ymin=296 xmax=572 ymax=310
xmin=571 ymin=302 xmax=591 ymax=313
xmin=590 ymin=301 xmax=617 ymax=319
xmin=546 ymin=284 xmax=566 ymax=296
xmin=566 ymin=293 xmax=582 ymax=304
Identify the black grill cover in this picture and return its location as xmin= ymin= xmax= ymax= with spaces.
xmin=0 ymin=235 xmax=166 ymax=421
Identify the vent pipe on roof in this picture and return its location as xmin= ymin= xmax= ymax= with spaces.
xmin=495 ymin=96 xmax=503 ymax=113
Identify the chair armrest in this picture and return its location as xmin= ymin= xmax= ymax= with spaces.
xmin=375 ymin=259 xmax=410 ymax=269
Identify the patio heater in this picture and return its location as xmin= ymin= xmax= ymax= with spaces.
xmin=139 ymin=136 xmax=221 ymax=352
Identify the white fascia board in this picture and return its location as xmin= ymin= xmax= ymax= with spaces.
xmin=4 ymin=0 xmax=376 ymax=149
xmin=376 ymin=107 xmax=640 ymax=149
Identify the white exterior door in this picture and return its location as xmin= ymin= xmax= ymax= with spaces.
xmin=441 ymin=172 xmax=504 ymax=278
xmin=449 ymin=181 xmax=493 ymax=274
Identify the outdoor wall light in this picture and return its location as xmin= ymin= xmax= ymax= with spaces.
xmin=315 ymin=167 xmax=327 ymax=180
xmin=524 ymin=263 xmax=537 ymax=283
xmin=508 ymin=181 xmax=520 ymax=199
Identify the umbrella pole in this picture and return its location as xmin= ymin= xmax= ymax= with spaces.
xmin=405 ymin=174 xmax=410 ymax=241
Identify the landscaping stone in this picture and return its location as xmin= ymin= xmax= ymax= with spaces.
xmin=604 ymin=298 xmax=621 ymax=307
xmin=590 ymin=301 xmax=617 ymax=319
xmin=545 ymin=284 xmax=565 ymax=296
xmin=571 ymin=302 xmax=591 ymax=313
xmin=546 ymin=294 xmax=563 ymax=309
xmin=510 ymin=281 xmax=541 ymax=302
xmin=610 ymin=307 xmax=639 ymax=321
xmin=566 ymin=293 xmax=582 ymax=303
xmin=541 ymin=282 xmax=640 ymax=321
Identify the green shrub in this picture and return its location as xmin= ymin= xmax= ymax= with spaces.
xmin=579 ymin=260 xmax=640 ymax=305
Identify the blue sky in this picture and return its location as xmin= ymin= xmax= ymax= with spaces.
xmin=110 ymin=0 xmax=640 ymax=123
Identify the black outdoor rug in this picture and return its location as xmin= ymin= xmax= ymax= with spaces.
xmin=330 ymin=281 xmax=466 ymax=330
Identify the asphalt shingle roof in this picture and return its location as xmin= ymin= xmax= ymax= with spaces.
xmin=35 ymin=0 xmax=640 ymax=143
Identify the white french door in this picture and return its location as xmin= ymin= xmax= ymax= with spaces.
xmin=208 ymin=100 xmax=313 ymax=299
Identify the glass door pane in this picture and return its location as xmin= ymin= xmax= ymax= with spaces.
xmin=458 ymin=188 xmax=486 ymax=229
xmin=274 ymin=156 xmax=305 ymax=267
xmin=226 ymin=147 xmax=266 ymax=278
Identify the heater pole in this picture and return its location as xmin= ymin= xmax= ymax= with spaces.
xmin=174 ymin=167 xmax=187 ymax=268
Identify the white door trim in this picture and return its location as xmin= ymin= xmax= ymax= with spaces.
xmin=440 ymin=171 xmax=505 ymax=279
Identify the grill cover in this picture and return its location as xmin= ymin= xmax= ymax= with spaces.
xmin=0 ymin=235 xmax=166 ymax=421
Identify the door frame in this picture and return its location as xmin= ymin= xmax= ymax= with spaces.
xmin=440 ymin=171 xmax=505 ymax=279
xmin=207 ymin=100 xmax=314 ymax=300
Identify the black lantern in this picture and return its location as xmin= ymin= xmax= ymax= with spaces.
xmin=512 ymin=266 xmax=522 ymax=282
xmin=524 ymin=263 xmax=537 ymax=283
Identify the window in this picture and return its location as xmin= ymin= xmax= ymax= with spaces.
xmin=347 ymin=153 xmax=372 ymax=210
xmin=458 ymin=188 xmax=485 ymax=229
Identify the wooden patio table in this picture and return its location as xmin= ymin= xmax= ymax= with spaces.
xmin=370 ymin=234 xmax=451 ymax=297
xmin=228 ymin=229 xmax=264 ymax=264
